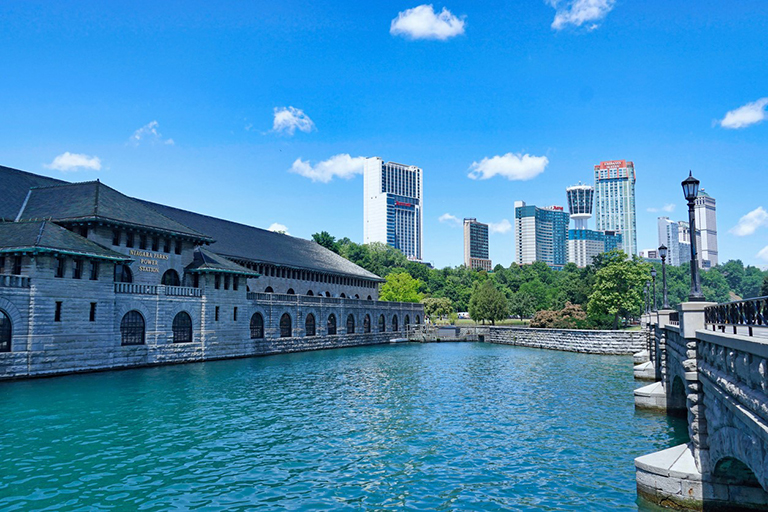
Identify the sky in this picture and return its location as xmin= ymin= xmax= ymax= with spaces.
xmin=1 ymin=0 xmax=767 ymax=269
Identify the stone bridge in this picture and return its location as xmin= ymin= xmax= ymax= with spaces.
xmin=634 ymin=299 xmax=768 ymax=510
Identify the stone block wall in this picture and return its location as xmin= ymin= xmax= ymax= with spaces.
xmin=485 ymin=326 xmax=646 ymax=355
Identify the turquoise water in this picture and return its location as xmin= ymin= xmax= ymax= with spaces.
xmin=0 ymin=343 xmax=687 ymax=511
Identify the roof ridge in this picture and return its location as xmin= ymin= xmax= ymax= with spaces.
xmin=35 ymin=220 xmax=46 ymax=247
xmin=28 ymin=179 xmax=100 ymax=191
xmin=93 ymin=180 xmax=100 ymax=216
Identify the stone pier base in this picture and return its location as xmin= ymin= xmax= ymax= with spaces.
xmin=633 ymin=350 xmax=650 ymax=364
xmin=634 ymin=361 xmax=656 ymax=380
xmin=636 ymin=444 xmax=768 ymax=511
xmin=634 ymin=381 xmax=667 ymax=409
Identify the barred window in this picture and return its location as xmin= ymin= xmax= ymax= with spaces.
xmin=392 ymin=315 xmax=399 ymax=332
xmin=280 ymin=313 xmax=292 ymax=338
xmin=364 ymin=314 xmax=371 ymax=333
xmin=250 ymin=313 xmax=264 ymax=339
xmin=305 ymin=314 xmax=316 ymax=336
xmin=120 ymin=311 xmax=145 ymax=346
xmin=162 ymin=269 xmax=180 ymax=286
xmin=327 ymin=314 xmax=337 ymax=335
xmin=378 ymin=314 xmax=385 ymax=333
xmin=346 ymin=314 xmax=355 ymax=334
xmin=114 ymin=264 xmax=133 ymax=283
xmin=172 ymin=312 xmax=192 ymax=343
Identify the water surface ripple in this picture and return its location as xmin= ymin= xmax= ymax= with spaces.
xmin=0 ymin=342 xmax=687 ymax=510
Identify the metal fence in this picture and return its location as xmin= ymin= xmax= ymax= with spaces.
xmin=705 ymin=296 xmax=768 ymax=337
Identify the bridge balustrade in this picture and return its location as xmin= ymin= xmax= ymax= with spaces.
xmin=705 ymin=296 xmax=768 ymax=337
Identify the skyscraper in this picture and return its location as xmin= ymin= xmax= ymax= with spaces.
xmin=566 ymin=184 xmax=623 ymax=267
xmin=594 ymin=160 xmax=637 ymax=256
xmin=463 ymin=218 xmax=492 ymax=271
xmin=363 ymin=157 xmax=423 ymax=261
xmin=657 ymin=217 xmax=681 ymax=266
xmin=515 ymin=201 xmax=569 ymax=270
xmin=695 ymin=189 xmax=718 ymax=268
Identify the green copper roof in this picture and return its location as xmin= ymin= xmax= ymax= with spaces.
xmin=185 ymin=247 xmax=260 ymax=277
xmin=0 ymin=220 xmax=131 ymax=261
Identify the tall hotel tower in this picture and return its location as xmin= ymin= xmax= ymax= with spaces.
xmin=594 ymin=160 xmax=637 ymax=256
xmin=695 ymin=189 xmax=718 ymax=268
xmin=363 ymin=157 xmax=423 ymax=261
xmin=463 ymin=218 xmax=492 ymax=271
xmin=515 ymin=201 xmax=569 ymax=270
xmin=566 ymin=184 xmax=622 ymax=267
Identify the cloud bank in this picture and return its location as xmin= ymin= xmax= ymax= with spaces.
xmin=390 ymin=4 xmax=465 ymax=40
xmin=549 ymin=0 xmax=615 ymax=30
xmin=44 ymin=152 xmax=102 ymax=172
xmin=730 ymin=207 xmax=768 ymax=236
xmin=468 ymin=152 xmax=548 ymax=181
xmin=289 ymin=154 xmax=366 ymax=183
xmin=719 ymin=98 xmax=768 ymax=129
xmin=272 ymin=107 xmax=316 ymax=135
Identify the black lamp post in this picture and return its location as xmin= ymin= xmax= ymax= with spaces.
xmin=651 ymin=267 xmax=657 ymax=312
xmin=658 ymin=244 xmax=669 ymax=309
xmin=682 ymin=171 xmax=704 ymax=301
xmin=644 ymin=281 xmax=650 ymax=315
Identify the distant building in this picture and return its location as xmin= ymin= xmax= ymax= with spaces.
xmin=515 ymin=201 xmax=569 ymax=270
xmin=678 ymin=221 xmax=692 ymax=265
xmin=463 ymin=218 xmax=492 ymax=271
xmin=695 ymin=189 xmax=718 ymax=269
xmin=594 ymin=160 xmax=637 ymax=256
xmin=363 ymin=157 xmax=423 ymax=261
xmin=565 ymin=184 xmax=622 ymax=267
xmin=640 ymin=248 xmax=659 ymax=260
xmin=658 ymin=217 xmax=681 ymax=266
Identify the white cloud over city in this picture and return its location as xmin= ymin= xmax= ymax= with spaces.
xmin=130 ymin=120 xmax=174 ymax=146
xmin=758 ymin=246 xmax=768 ymax=262
xmin=272 ymin=106 xmax=316 ymax=135
xmin=289 ymin=154 xmax=366 ymax=183
xmin=549 ymin=0 xmax=615 ymax=31
xmin=438 ymin=213 xmax=462 ymax=226
xmin=268 ymin=223 xmax=290 ymax=235
xmin=719 ymin=98 xmax=768 ymax=129
xmin=468 ymin=152 xmax=548 ymax=181
xmin=730 ymin=207 xmax=768 ymax=236
xmin=390 ymin=4 xmax=465 ymax=40
xmin=44 ymin=152 xmax=102 ymax=172
xmin=488 ymin=219 xmax=512 ymax=234
xmin=647 ymin=203 xmax=676 ymax=213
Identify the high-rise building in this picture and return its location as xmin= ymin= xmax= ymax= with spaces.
xmin=678 ymin=221 xmax=692 ymax=265
xmin=657 ymin=217 xmax=681 ymax=266
xmin=463 ymin=218 xmax=492 ymax=271
xmin=695 ymin=189 xmax=718 ymax=269
xmin=363 ymin=157 xmax=423 ymax=261
xmin=515 ymin=201 xmax=569 ymax=270
xmin=565 ymin=184 xmax=622 ymax=267
xmin=594 ymin=160 xmax=637 ymax=256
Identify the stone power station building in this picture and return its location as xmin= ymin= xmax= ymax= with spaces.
xmin=0 ymin=165 xmax=422 ymax=379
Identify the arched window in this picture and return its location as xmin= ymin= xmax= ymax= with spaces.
xmin=162 ymin=269 xmax=180 ymax=286
xmin=378 ymin=314 xmax=385 ymax=333
xmin=355 ymin=294 xmax=360 ymax=299
xmin=367 ymin=295 xmax=372 ymax=300
xmin=114 ymin=264 xmax=133 ymax=283
xmin=172 ymin=311 xmax=192 ymax=343
xmin=416 ymin=315 xmax=421 ymax=325
xmin=392 ymin=315 xmax=399 ymax=332
xmin=325 ymin=291 xmax=331 ymax=297
xmin=265 ymin=286 xmax=274 ymax=293
xmin=280 ymin=313 xmax=292 ymax=338
xmin=305 ymin=314 xmax=316 ymax=336
xmin=307 ymin=290 xmax=314 ymax=296
xmin=346 ymin=314 xmax=355 ymax=334
xmin=287 ymin=288 xmax=295 ymax=295
xmin=405 ymin=315 xmax=410 ymax=330
xmin=120 ymin=311 xmax=145 ymax=346
xmin=340 ymin=293 xmax=346 ymax=298
xmin=0 ymin=310 xmax=11 ymax=352
xmin=250 ymin=313 xmax=264 ymax=339
xmin=364 ymin=314 xmax=371 ymax=333
xmin=327 ymin=314 xmax=337 ymax=335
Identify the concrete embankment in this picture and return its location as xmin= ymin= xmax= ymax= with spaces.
xmin=481 ymin=326 xmax=646 ymax=355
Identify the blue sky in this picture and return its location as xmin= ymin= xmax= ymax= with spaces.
xmin=2 ymin=1 xmax=767 ymax=269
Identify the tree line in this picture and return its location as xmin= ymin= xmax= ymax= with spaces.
xmin=312 ymin=231 xmax=768 ymax=329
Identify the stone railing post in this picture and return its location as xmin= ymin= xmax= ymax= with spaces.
xmin=679 ymin=301 xmax=717 ymax=472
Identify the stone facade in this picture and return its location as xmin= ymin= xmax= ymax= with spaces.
xmin=485 ymin=326 xmax=646 ymax=355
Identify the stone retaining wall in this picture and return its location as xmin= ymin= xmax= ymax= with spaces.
xmin=484 ymin=326 xmax=646 ymax=355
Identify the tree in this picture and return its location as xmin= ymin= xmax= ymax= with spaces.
xmin=509 ymin=292 xmax=536 ymax=320
xmin=468 ymin=280 xmax=509 ymax=325
xmin=379 ymin=271 xmax=422 ymax=302
xmin=312 ymin=231 xmax=339 ymax=254
xmin=587 ymin=250 xmax=649 ymax=329
xmin=530 ymin=302 xmax=587 ymax=329
xmin=519 ymin=279 xmax=550 ymax=312
xmin=422 ymin=297 xmax=453 ymax=322
xmin=762 ymin=275 xmax=768 ymax=297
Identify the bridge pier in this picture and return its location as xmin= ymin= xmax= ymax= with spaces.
xmin=635 ymin=300 xmax=768 ymax=510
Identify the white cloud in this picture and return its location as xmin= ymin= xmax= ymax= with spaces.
xmin=390 ymin=4 xmax=465 ymax=40
xmin=44 ymin=152 xmax=102 ymax=172
xmin=289 ymin=154 xmax=366 ymax=183
xmin=730 ymin=207 xmax=768 ymax=237
xmin=719 ymin=98 xmax=768 ymax=129
xmin=758 ymin=246 xmax=768 ymax=262
xmin=468 ymin=152 xmax=548 ymax=181
xmin=489 ymin=219 xmax=512 ymax=234
xmin=268 ymin=223 xmax=290 ymax=235
xmin=549 ymin=0 xmax=615 ymax=31
xmin=647 ymin=203 xmax=676 ymax=213
xmin=272 ymin=107 xmax=315 ymax=135
xmin=438 ymin=213 xmax=462 ymax=226
xmin=130 ymin=120 xmax=174 ymax=146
